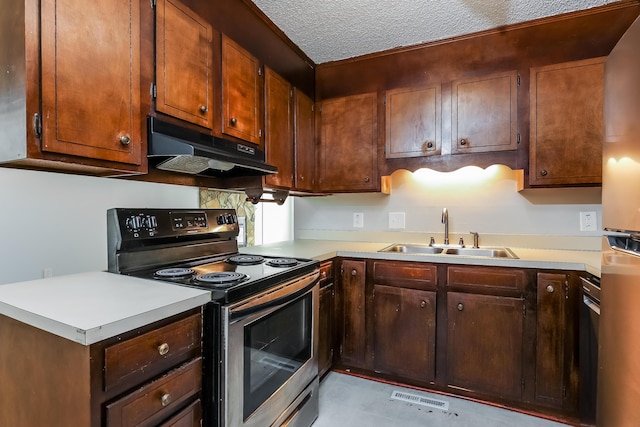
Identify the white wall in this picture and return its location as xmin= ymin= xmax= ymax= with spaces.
xmin=0 ymin=168 xmax=199 ymax=285
xmin=255 ymin=195 xmax=294 ymax=245
xmin=294 ymin=166 xmax=603 ymax=244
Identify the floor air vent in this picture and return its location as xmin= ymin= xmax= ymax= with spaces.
xmin=390 ymin=390 xmax=450 ymax=411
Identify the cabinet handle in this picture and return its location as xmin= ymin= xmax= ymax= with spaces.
xmin=160 ymin=393 xmax=172 ymax=407
xmin=420 ymin=300 xmax=426 ymax=308
xmin=230 ymin=117 xmax=238 ymax=126
xmin=457 ymin=303 xmax=464 ymax=311
xmin=459 ymin=138 xmax=467 ymax=146
xmin=540 ymin=169 xmax=548 ymax=177
xmin=119 ymin=135 xmax=131 ymax=146
xmin=351 ymin=269 xmax=357 ymax=276
xmin=158 ymin=342 xmax=170 ymax=356
xmin=199 ymin=105 xmax=208 ymax=113
xmin=546 ymin=285 xmax=555 ymax=293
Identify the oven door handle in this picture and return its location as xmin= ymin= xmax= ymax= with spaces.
xmin=583 ymin=295 xmax=601 ymax=316
xmin=229 ymin=271 xmax=319 ymax=320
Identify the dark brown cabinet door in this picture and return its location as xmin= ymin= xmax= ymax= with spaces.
xmin=155 ymin=0 xmax=212 ymax=128
xmin=529 ymin=57 xmax=605 ymax=186
xmin=536 ymin=273 xmax=577 ymax=411
xmin=318 ymin=282 xmax=335 ymax=377
xmin=447 ymin=292 xmax=524 ymax=400
xmin=318 ymin=92 xmax=378 ymax=192
xmin=373 ymin=285 xmax=436 ymax=381
xmin=264 ymin=67 xmax=294 ymax=188
xmin=385 ymin=85 xmax=441 ymax=158
xmin=338 ymin=259 xmax=367 ymax=367
xmin=452 ymin=70 xmax=518 ymax=154
xmin=40 ymin=0 xmax=142 ymax=165
xmin=221 ymin=35 xmax=262 ymax=146
xmin=294 ymin=89 xmax=315 ymax=192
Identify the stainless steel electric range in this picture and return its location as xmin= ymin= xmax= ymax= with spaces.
xmin=107 ymin=208 xmax=320 ymax=427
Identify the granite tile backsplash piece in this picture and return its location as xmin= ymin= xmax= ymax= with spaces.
xmin=200 ymin=189 xmax=255 ymax=246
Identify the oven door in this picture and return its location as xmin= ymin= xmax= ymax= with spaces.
xmin=222 ymin=271 xmax=319 ymax=427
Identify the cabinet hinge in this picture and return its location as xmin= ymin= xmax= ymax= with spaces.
xmin=311 ymin=103 xmax=315 ymax=113
xmin=258 ymin=66 xmax=262 ymax=77
xmin=258 ymin=129 xmax=262 ymax=138
xmin=563 ymin=385 xmax=567 ymax=398
xmin=517 ymin=75 xmax=521 ymax=86
xmin=151 ymin=83 xmax=156 ymax=100
xmin=521 ymin=378 xmax=526 ymax=391
xmin=517 ymin=133 xmax=521 ymax=144
xmin=33 ymin=113 xmax=42 ymax=139
xmin=150 ymin=0 xmax=156 ymax=9
xmin=339 ymin=344 xmax=343 ymax=356
xmin=522 ymin=303 xmax=526 ymax=318
xmin=564 ymin=280 xmax=569 ymax=300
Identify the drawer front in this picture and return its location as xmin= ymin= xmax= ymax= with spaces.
xmin=160 ymin=399 xmax=202 ymax=427
xmin=320 ymin=261 xmax=333 ymax=286
xmin=373 ymin=261 xmax=437 ymax=290
xmin=104 ymin=314 xmax=201 ymax=391
xmin=447 ymin=266 xmax=526 ymax=293
xmin=105 ymin=358 xmax=202 ymax=427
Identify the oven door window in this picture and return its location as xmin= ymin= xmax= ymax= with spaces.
xmin=243 ymin=292 xmax=312 ymax=420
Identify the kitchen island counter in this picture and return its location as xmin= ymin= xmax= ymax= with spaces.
xmin=241 ymin=239 xmax=601 ymax=277
xmin=0 ymin=271 xmax=211 ymax=345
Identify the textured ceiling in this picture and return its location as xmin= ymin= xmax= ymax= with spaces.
xmin=250 ymin=0 xmax=614 ymax=64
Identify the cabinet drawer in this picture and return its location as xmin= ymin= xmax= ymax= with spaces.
xmin=447 ymin=266 xmax=525 ymax=293
xmin=105 ymin=358 xmax=202 ymax=427
xmin=320 ymin=261 xmax=333 ymax=286
xmin=373 ymin=261 xmax=437 ymax=290
xmin=104 ymin=314 xmax=201 ymax=391
xmin=160 ymin=398 xmax=202 ymax=427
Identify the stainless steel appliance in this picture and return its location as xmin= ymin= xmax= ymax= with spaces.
xmin=599 ymin=14 xmax=640 ymax=427
xmin=107 ymin=208 xmax=320 ymax=427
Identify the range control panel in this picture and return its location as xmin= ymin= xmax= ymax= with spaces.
xmin=108 ymin=208 xmax=238 ymax=243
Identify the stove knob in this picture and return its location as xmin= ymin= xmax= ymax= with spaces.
xmin=147 ymin=215 xmax=158 ymax=229
xmin=126 ymin=215 xmax=142 ymax=232
xmin=216 ymin=215 xmax=225 ymax=225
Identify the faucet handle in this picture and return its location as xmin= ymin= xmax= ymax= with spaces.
xmin=470 ymin=231 xmax=480 ymax=248
xmin=459 ymin=237 xmax=465 ymax=247
xmin=429 ymin=237 xmax=435 ymax=246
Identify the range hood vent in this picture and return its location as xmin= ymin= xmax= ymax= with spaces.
xmin=147 ymin=117 xmax=277 ymax=177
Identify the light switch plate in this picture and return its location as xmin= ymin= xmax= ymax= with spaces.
xmin=389 ymin=212 xmax=405 ymax=229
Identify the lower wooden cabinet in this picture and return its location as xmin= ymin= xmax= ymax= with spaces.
xmin=446 ymin=292 xmax=525 ymax=400
xmin=337 ymin=259 xmax=367 ymax=367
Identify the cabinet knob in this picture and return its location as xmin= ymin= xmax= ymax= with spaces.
xmin=199 ymin=105 xmax=208 ymax=113
xmin=321 ymin=271 xmax=327 ymax=279
xmin=230 ymin=117 xmax=238 ymax=126
xmin=426 ymin=141 xmax=434 ymax=149
xmin=457 ymin=303 xmax=464 ymax=311
xmin=540 ymin=169 xmax=548 ymax=177
xmin=158 ymin=342 xmax=170 ymax=356
xmin=546 ymin=285 xmax=555 ymax=293
xmin=420 ymin=300 xmax=426 ymax=308
xmin=160 ymin=393 xmax=172 ymax=407
xmin=351 ymin=269 xmax=357 ymax=276
xmin=459 ymin=138 xmax=467 ymax=146
xmin=364 ymin=177 xmax=370 ymax=183
xmin=119 ymin=135 xmax=131 ymax=146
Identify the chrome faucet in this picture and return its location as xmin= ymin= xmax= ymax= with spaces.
xmin=442 ymin=208 xmax=449 ymax=245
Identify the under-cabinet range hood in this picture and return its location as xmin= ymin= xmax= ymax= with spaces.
xmin=147 ymin=117 xmax=277 ymax=177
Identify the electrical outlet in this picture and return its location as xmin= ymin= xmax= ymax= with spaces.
xmin=43 ymin=267 xmax=53 ymax=278
xmin=353 ymin=212 xmax=364 ymax=228
xmin=580 ymin=211 xmax=597 ymax=232
xmin=389 ymin=212 xmax=405 ymax=229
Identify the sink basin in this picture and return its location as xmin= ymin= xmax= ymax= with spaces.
xmin=379 ymin=244 xmax=518 ymax=259
xmin=379 ymin=244 xmax=444 ymax=254
xmin=443 ymin=247 xmax=518 ymax=259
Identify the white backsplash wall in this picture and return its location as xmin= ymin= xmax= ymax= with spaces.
xmin=294 ymin=166 xmax=603 ymax=245
xmin=0 ymin=168 xmax=199 ymax=285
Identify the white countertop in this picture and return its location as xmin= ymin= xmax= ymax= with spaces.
xmin=241 ymin=239 xmax=601 ymax=277
xmin=0 ymin=272 xmax=211 ymax=346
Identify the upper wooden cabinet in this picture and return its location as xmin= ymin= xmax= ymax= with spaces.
xmin=294 ymin=89 xmax=316 ymax=192
xmin=221 ymin=35 xmax=263 ymax=147
xmin=155 ymin=0 xmax=212 ymax=128
xmin=27 ymin=0 xmax=142 ymax=174
xmin=264 ymin=67 xmax=294 ymax=188
xmin=529 ymin=57 xmax=605 ymax=186
xmin=451 ymin=70 xmax=518 ymax=154
xmin=385 ymin=85 xmax=441 ymax=158
xmin=318 ymin=92 xmax=378 ymax=192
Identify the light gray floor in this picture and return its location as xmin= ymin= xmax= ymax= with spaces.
xmin=314 ymin=372 xmax=570 ymax=427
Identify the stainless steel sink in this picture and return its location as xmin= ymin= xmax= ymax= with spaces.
xmin=442 ymin=247 xmax=518 ymax=258
xmin=379 ymin=244 xmax=444 ymax=254
xmin=379 ymin=244 xmax=518 ymax=259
